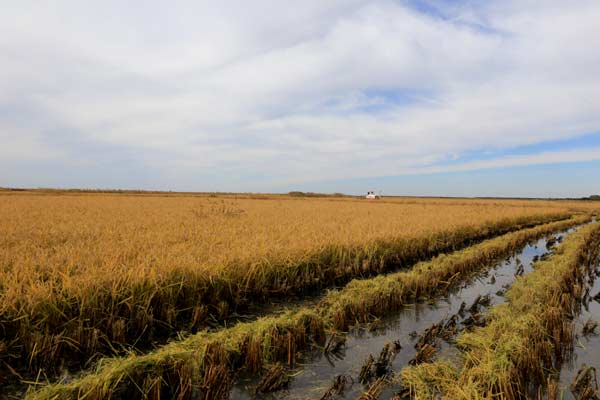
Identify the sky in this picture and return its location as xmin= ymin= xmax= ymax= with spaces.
xmin=1 ymin=0 xmax=600 ymax=197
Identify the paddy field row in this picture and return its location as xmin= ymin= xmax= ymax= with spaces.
xmin=0 ymin=194 xmax=583 ymax=377
xmin=25 ymin=215 xmax=591 ymax=399
xmin=400 ymin=219 xmax=600 ymax=399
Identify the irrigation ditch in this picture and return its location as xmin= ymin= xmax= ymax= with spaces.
xmin=398 ymin=218 xmax=600 ymax=399
xmin=23 ymin=215 xmax=593 ymax=400
xmin=555 ymin=231 xmax=600 ymax=399
xmin=230 ymin=224 xmax=580 ymax=400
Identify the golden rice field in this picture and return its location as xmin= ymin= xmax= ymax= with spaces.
xmin=1 ymin=191 xmax=600 ymax=399
xmin=2 ymin=193 xmax=594 ymax=298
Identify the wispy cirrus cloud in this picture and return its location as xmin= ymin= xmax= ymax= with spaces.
xmin=1 ymin=0 xmax=600 ymax=194
xmin=406 ymin=147 xmax=600 ymax=175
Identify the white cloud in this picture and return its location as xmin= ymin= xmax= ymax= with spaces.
xmin=1 ymin=0 xmax=600 ymax=191
xmin=407 ymin=147 xmax=600 ymax=175
xmin=0 ymin=130 xmax=65 ymax=162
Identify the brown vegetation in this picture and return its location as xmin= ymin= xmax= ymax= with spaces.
xmin=24 ymin=216 xmax=591 ymax=400
xmin=320 ymin=216 xmax=588 ymax=331
xmin=0 ymin=193 xmax=582 ymax=376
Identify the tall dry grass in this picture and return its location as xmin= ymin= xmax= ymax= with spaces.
xmin=25 ymin=216 xmax=589 ymax=400
xmin=0 ymin=193 xmax=595 ymax=377
xmin=321 ymin=215 xmax=591 ymax=331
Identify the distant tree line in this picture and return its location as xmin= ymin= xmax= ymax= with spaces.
xmin=288 ymin=191 xmax=348 ymax=198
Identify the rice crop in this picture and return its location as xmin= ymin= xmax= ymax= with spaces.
xmin=320 ymin=215 xmax=590 ymax=331
xmin=24 ymin=216 xmax=589 ymax=400
xmin=0 ymin=193 xmax=583 ymax=376
xmin=400 ymin=220 xmax=600 ymax=399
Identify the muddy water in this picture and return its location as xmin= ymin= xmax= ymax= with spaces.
xmin=230 ymin=228 xmax=578 ymax=400
xmin=557 ymin=250 xmax=600 ymax=398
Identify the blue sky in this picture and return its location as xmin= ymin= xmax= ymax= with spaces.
xmin=299 ymin=160 xmax=600 ymax=198
xmin=1 ymin=1 xmax=600 ymax=197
